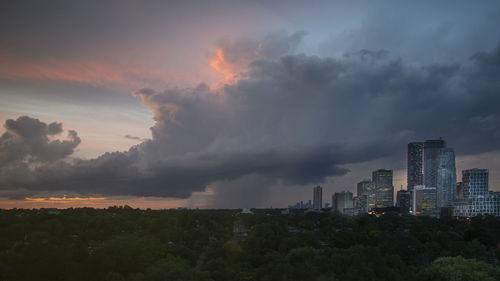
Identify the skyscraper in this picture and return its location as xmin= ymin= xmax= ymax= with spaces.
xmin=356 ymin=179 xmax=375 ymax=210
xmin=372 ymin=169 xmax=394 ymax=208
xmin=357 ymin=179 xmax=371 ymax=196
xmin=436 ymin=148 xmax=456 ymax=208
xmin=313 ymin=186 xmax=322 ymax=210
xmin=424 ymin=139 xmax=446 ymax=188
xmin=407 ymin=142 xmax=423 ymax=192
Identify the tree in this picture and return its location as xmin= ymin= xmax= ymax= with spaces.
xmin=423 ymin=256 xmax=500 ymax=281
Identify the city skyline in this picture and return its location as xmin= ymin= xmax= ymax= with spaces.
xmin=287 ymin=137 xmax=498 ymax=218
xmin=1 ymin=1 xmax=500 ymax=209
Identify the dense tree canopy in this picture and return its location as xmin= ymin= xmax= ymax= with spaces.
xmin=0 ymin=207 xmax=499 ymax=281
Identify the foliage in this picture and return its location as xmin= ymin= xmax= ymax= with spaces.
xmin=0 ymin=208 xmax=499 ymax=281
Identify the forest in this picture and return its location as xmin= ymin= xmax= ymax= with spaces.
xmin=0 ymin=207 xmax=499 ymax=281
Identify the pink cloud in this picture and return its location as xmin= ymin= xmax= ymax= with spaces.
xmin=0 ymin=52 xmax=198 ymax=92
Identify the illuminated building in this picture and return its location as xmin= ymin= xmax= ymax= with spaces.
xmin=372 ymin=169 xmax=394 ymax=208
xmin=413 ymin=185 xmax=437 ymax=216
xmin=357 ymin=179 xmax=375 ymax=210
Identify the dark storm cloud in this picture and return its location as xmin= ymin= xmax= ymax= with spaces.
xmin=1 ymin=39 xmax=500 ymax=198
xmin=0 ymin=116 xmax=80 ymax=165
xmin=317 ymin=1 xmax=500 ymax=64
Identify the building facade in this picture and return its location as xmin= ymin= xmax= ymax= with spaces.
xmin=436 ymin=148 xmax=456 ymax=208
xmin=354 ymin=195 xmax=368 ymax=214
xmin=396 ymin=190 xmax=411 ymax=214
xmin=453 ymin=169 xmax=500 ymax=217
xmin=313 ymin=186 xmax=322 ymax=210
xmin=357 ymin=179 xmax=375 ymax=210
xmin=413 ymin=185 xmax=437 ymax=216
xmin=407 ymin=142 xmax=423 ymax=192
xmin=372 ymin=169 xmax=394 ymax=208
xmin=424 ymin=139 xmax=446 ymax=188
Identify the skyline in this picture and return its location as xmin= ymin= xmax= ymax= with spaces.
xmin=2 ymin=1 xmax=500 ymax=209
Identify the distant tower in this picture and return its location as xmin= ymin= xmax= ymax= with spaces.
xmin=407 ymin=142 xmax=423 ymax=192
xmin=424 ymin=139 xmax=446 ymax=188
xmin=313 ymin=186 xmax=322 ymax=210
xmin=436 ymin=148 xmax=456 ymax=208
xmin=372 ymin=169 xmax=394 ymax=208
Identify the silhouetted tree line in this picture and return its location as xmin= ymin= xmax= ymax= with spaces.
xmin=0 ymin=207 xmax=499 ymax=281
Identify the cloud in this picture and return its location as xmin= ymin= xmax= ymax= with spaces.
xmin=208 ymin=30 xmax=307 ymax=81
xmin=0 ymin=116 xmax=80 ymax=166
xmin=1 ymin=38 xmax=500 ymax=201
xmin=0 ymin=52 xmax=189 ymax=92
xmin=124 ymin=135 xmax=147 ymax=142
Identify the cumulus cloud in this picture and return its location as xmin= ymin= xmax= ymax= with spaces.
xmin=0 ymin=116 xmax=80 ymax=166
xmin=1 ymin=36 xmax=500 ymax=201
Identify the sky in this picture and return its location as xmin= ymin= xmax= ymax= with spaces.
xmin=1 ymin=0 xmax=500 ymax=209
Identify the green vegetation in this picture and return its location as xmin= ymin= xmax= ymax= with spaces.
xmin=0 ymin=207 xmax=499 ymax=281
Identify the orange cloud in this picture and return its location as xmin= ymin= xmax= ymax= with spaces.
xmin=207 ymin=47 xmax=248 ymax=84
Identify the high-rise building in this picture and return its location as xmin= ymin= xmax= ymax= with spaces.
xmin=436 ymin=148 xmax=456 ymax=208
xmin=461 ymin=169 xmax=489 ymax=197
xmin=357 ymin=179 xmax=370 ymax=196
xmin=413 ymin=185 xmax=437 ymax=216
xmin=332 ymin=191 xmax=354 ymax=214
xmin=357 ymin=179 xmax=375 ymax=210
xmin=354 ymin=195 xmax=368 ymax=214
xmin=407 ymin=142 xmax=423 ymax=192
xmin=424 ymin=139 xmax=446 ymax=188
xmin=396 ymin=190 xmax=411 ymax=214
xmin=454 ymin=169 xmax=499 ymax=217
xmin=313 ymin=186 xmax=322 ymax=210
xmin=372 ymin=169 xmax=394 ymax=208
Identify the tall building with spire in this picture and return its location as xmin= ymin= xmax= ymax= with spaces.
xmin=424 ymin=139 xmax=446 ymax=188
xmin=313 ymin=186 xmax=322 ymax=210
xmin=407 ymin=142 xmax=423 ymax=192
